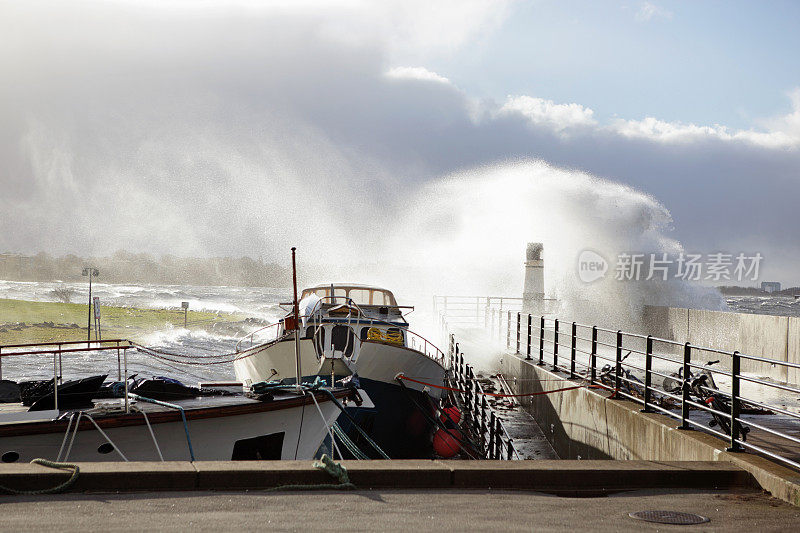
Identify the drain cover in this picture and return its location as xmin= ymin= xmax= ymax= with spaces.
xmin=628 ymin=511 xmax=710 ymax=525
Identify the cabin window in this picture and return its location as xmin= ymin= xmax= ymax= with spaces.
xmin=331 ymin=287 xmax=348 ymax=302
xmin=97 ymin=443 xmax=114 ymax=454
xmin=361 ymin=327 xmax=403 ymax=345
xmin=331 ymin=325 xmax=355 ymax=356
xmin=1 ymin=451 xmax=19 ymax=463
xmin=387 ymin=328 xmax=403 ymax=339
xmin=303 ymin=287 xmax=330 ymax=300
xmin=308 ymin=326 xmax=326 ymax=355
xmin=348 ymin=289 xmax=371 ymax=305
xmin=231 ymin=432 xmax=285 ymax=460
xmin=371 ymin=290 xmax=397 ymax=306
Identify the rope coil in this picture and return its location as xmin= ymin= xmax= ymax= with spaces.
xmin=266 ymin=454 xmax=356 ymax=492
xmin=367 ymin=327 xmax=403 ymax=346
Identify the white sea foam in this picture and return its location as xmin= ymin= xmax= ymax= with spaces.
xmin=380 ymin=160 xmax=725 ymax=331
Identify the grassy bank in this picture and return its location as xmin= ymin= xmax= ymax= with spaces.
xmin=0 ymin=298 xmax=250 ymax=345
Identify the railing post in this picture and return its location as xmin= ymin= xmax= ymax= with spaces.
xmin=481 ymin=395 xmax=488 ymax=452
xmin=515 ymin=312 xmax=521 ymax=354
xmin=506 ymin=311 xmax=512 ymax=349
xmin=570 ymin=322 xmax=577 ymax=379
xmin=116 ymin=340 xmax=122 ymax=382
xmin=507 ymin=438 xmax=514 ymax=460
xmin=553 ymin=319 xmax=559 ymax=370
xmin=538 ymin=316 xmax=545 ymax=366
xmin=463 ymin=373 xmax=471 ymax=426
xmin=124 ymin=347 xmax=129 ymax=414
xmin=614 ymin=330 xmax=622 ymax=396
xmin=0 ymin=346 xmax=3 ymax=382
xmin=590 ymin=326 xmax=598 ymax=384
xmin=53 ymin=351 xmax=58 ymax=412
xmin=526 ymin=314 xmax=532 ymax=360
xmin=493 ymin=418 xmax=500 ymax=459
xmin=489 ymin=411 xmax=496 ymax=459
xmin=728 ymin=350 xmax=742 ymax=451
xmin=641 ymin=335 xmax=653 ymax=412
xmin=679 ymin=342 xmax=691 ymax=430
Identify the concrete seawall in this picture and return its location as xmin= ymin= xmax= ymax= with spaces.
xmin=0 ymin=459 xmax=750 ymax=495
xmin=500 ymin=351 xmax=800 ymax=506
xmin=643 ymin=305 xmax=800 ymax=384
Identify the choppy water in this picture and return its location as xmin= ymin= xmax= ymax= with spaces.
xmin=2 ymin=279 xmax=799 ymax=385
xmin=0 ymin=280 xmax=290 ymax=384
xmin=0 ymin=279 xmax=290 ymax=316
xmin=725 ymin=295 xmax=800 ymax=317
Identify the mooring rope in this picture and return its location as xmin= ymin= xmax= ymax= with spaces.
xmin=0 ymin=459 xmax=80 ymax=495
xmin=265 ymin=454 xmax=356 ymax=492
xmin=397 ymin=374 xmax=609 ymax=397
xmin=331 ymin=422 xmax=370 ymax=460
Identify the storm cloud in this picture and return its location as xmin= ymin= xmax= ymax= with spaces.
xmin=1 ymin=1 xmax=798 ymax=283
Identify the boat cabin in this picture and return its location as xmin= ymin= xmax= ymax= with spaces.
xmin=297 ymin=284 xmax=408 ymax=360
xmin=301 ymin=284 xmax=398 ymax=307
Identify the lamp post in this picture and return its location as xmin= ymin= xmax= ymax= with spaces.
xmin=82 ymin=267 xmax=99 ymax=343
xmin=181 ymin=301 xmax=189 ymax=328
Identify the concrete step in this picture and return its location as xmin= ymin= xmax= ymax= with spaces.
xmin=0 ymin=460 xmax=754 ymax=494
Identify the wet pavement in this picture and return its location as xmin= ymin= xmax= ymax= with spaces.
xmin=1 ymin=488 xmax=797 ymax=532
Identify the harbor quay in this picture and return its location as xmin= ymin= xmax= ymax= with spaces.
xmin=0 ymin=459 xmax=799 ymax=531
xmin=1 ymin=488 xmax=799 ymax=532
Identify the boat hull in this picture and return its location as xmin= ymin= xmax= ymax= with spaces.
xmin=336 ymin=377 xmax=437 ymax=459
xmin=0 ymin=396 xmax=341 ymax=462
xmin=234 ymin=338 xmax=447 ymax=458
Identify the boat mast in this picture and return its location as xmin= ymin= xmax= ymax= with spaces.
xmin=291 ymin=247 xmax=303 ymax=393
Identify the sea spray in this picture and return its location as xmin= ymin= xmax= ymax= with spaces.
xmin=369 ymin=160 xmax=726 ymax=366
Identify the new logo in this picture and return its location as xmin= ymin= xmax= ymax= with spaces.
xmin=577 ymin=250 xmax=608 ymax=283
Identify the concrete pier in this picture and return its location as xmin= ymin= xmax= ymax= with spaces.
xmin=2 ymin=488 xmax=799 ymax=532
xmin=643 ymin=305 xmax=800 ymax=384
xmin=0 ymin=459 xmax=752 ymax=494
xmin=500 ymin=350 xmax=800 ymax=506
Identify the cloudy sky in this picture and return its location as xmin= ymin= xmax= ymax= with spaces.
xmin=1 ymin=0 xmax=799 ymax=289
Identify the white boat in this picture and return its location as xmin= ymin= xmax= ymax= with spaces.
xmin=0 ymin=339 xmax=359 ymax=463
xmin=233 ymin=284 xmax=447 ymax=458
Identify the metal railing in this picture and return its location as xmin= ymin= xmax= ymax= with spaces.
xmin=433 ymin=295 xmax=557 ymax=343
xmin=502 ymin=312 xmax=800 ymax=471
xmin=0 ymin=339 xmax=135 ymax=413
xmin=446 ymin=336 xmax=516 ymax=460
xmin=235 ymin=307 xmax=446 ymax=365
xmin=433 ymin=295 xmax=524 ymax=327
xmin=235 ymin=321 xmax=285 ymax=352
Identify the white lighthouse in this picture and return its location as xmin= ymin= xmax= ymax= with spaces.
xmin=522 ymin=242 xmax=544 ymax=314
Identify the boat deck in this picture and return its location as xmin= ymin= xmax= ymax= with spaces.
xmin=0 ymin=387 xmax=355 ymax=436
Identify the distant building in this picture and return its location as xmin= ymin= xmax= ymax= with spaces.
xmin=761 ymin=281 xmax=781 ymax=293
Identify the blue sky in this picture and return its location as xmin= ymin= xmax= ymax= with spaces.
xmin=420 ymin=1 xmax=800 ymax=129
